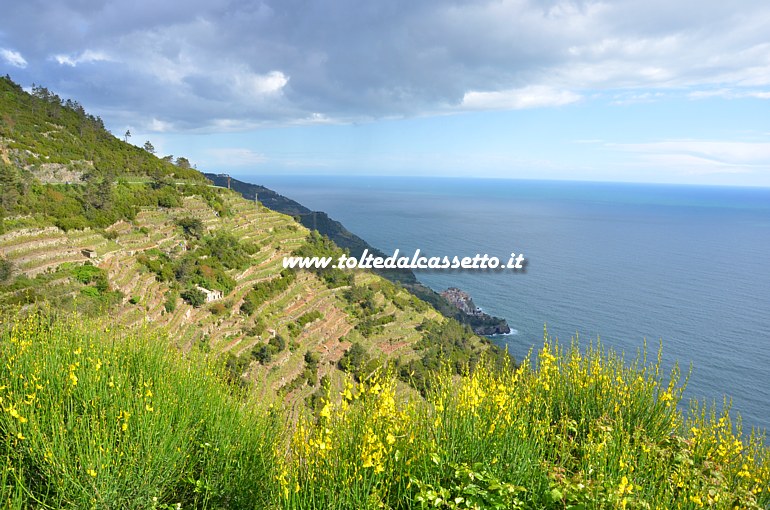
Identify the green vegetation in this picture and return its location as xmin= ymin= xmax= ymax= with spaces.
xmin=0 ymin=76 xmax=208 ymax=232
xmin=8 ymin=314 xmax=762 ymax=509
xmin=181 ymin=287 xmax=206 ymax=307
xmin=2 ymin=75 xmax=769 ymax=508
xmin=288 ymin=310 xmax=323 ymax=338
xmin=3 ymin=279 xmax=770 ymax=510
xmin=292 ymin=231 xmax=353 ymax=289
xmin=137 ymin=231 xmax=253 ymax=301
xmin=282 ymin=339 xmax=770 ymax=509
xmin=338 ymin=341 xmax=379 ymax=381
xmin=397 ymin=319 xmax=508 ymax=395
xmin=252 ymin=335 xmax=288 ymax=365
xmin=240 ymin=269 xmax=296 ymax=315
xmin=0 ymin=314 xmax=278 ymax=509
xmin=0 ymin=257 xmax=13 ymax=283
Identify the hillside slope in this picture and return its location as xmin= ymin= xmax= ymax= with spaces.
xmin=204 ymin=172 xmax=512 ymax=335
xmin=0 ymin=75 xmax=505 ymax=407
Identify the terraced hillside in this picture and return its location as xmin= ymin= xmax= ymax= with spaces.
xmin=0 ymin=75 xmax=505 ymax=408
xmin=1 ymin=184 xmax=501 ymax=407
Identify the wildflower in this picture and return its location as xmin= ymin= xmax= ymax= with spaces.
xmin=341 ymin=380 xmax=354 ymax=401
xmin=618 ymin=476 xmax=632 ymax=495
xmin=87 ymin=468 xmax=97 ymax=478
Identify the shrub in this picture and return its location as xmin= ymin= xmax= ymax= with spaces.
xmin=163 ymin=291 xmax=178 ymax=313
xmin=0 ymin=257 xmax=12 ymax=284
xmin=181 ymin=287 xmax=206 ymax=307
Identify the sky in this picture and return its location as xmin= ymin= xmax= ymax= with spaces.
xmin=1 ymin=0 xmax=770 ymax=186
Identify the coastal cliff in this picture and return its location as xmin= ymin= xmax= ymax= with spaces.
xmin=441 ymin=287 xmax=511 ymax=335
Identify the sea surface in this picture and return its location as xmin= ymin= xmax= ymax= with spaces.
xmin=248 ymin=175 xmax=770 ymax=432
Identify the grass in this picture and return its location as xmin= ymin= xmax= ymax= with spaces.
xmin=2 ymin=313 xmax=769 ymax=509
xmin=0 ymin=312 xmax=279 ymax=509
xmin=282 ymin=339 xmax=770 ymax=509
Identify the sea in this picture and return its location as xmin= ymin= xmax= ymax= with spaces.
xmin=247 ymin=174 xmax=770 ymax=432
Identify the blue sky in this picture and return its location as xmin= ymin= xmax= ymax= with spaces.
xmin=2 ymin=0 xmax=770 ymax=186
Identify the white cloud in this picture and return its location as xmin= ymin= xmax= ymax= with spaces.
xmin=233 ymin=70 xmax=288 ymax=98
xmin=461 ymin=86 xmax=581 ymax=111
xmin=1 ymin=48 xmax=27 ymax=68
xmin=688 ymin=89 xmax=770 ymax=100
xmin=53 ymin=50 xmax=111 ymax=67
xmin=148 ymin=118 xmax=173 ymax=132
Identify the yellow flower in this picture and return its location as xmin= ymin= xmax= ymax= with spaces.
xmin=87 ymin=468 xmax=97 ymax=477
xmin=386 ymin=433 xmax=396 ymax=445
xmin=319 ymin=403 xmax=332 ymax=419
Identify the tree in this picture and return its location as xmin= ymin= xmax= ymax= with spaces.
xmin=175 ymin=156 xmax=191 ymax=169
xmin=124 ymin=129 xmax=131 ymax=143
xmin=176 ymin=217 xmax=204 ymax=239
xmin=143 ymin=141 xmax=155 ymax=154
xmin=181 ymin=287 xmax=206 ymax=307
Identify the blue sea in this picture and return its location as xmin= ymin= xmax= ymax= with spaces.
xmin=248 ymin=175 xmax=770 ymax=432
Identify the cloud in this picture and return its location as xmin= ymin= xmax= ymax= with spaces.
xmin=688 ymin=88 xmax=770 ymax=100
xmin=232 ymin=70 xmax=289 ymax=99
xmin=3 ymin=0 xmax=770 ymax=130
xmin=461 ymin=86 xmax=581 ymax=110
xmin=148 ymin=118 xmax=173 ymax=133
xmin=1 ymin=48 xmax=27 ymax=68
xmin=53 ymin=50 xmax=111 ymax=67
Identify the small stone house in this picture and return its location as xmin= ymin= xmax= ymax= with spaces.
xmin=196 ymin=285 xmax=222 ymax=303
